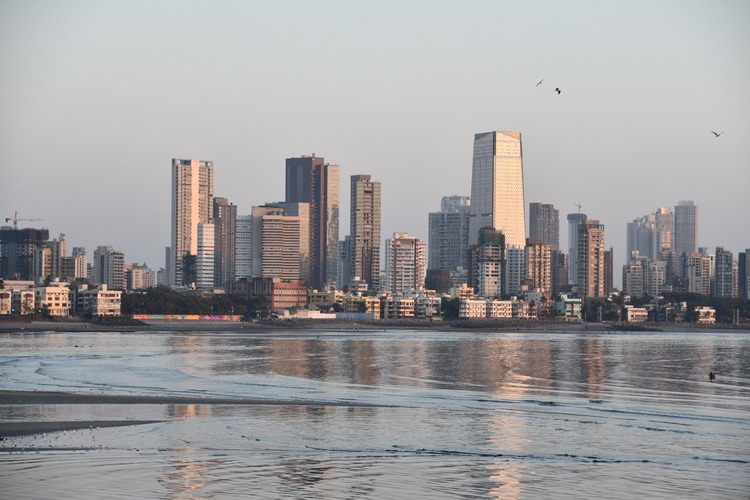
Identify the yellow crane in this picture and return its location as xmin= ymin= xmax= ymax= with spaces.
xmin=4 ymin=211 xmax=43 ymax=230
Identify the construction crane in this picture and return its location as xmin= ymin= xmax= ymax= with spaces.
xmin=4 ymin=211 xmax=43 ymax=230
xmin=574 ymin=203 xmax=583 ymax=213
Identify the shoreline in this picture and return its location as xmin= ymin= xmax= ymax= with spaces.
xmin=0 ymin=318 xmax=748 ymax=334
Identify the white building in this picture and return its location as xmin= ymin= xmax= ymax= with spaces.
xmin=78 ymin=284 xmax=122 ymax=316
xmin=385 ymin=232 xmax=427 ymax=294
xmin=35 ymin=280 xmax=70 ymax=317
xmin=196 ymin=223 xmax=215 ymax=289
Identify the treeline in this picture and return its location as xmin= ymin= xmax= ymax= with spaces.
xmin=121 ymin=285 xmax=265 ymax=317
xmin=659 ymin=292 xmax=750 ymax=323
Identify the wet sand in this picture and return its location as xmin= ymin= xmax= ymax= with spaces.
xmin=0 ymin=390 xmax=392 ymax=438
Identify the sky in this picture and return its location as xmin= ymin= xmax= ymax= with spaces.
xmin=1 ymin=0 xmax=749 ymax=288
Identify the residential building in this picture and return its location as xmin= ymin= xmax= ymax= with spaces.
xmin=285 ymin=155 xmax=339 ymax=290
xmin=384 ymin=233 xmax=427 ymax=294
xmin=680 ymin=251 xmax=711 ymax=295
xmin=470 ymin=227 xmax=504 ymax=299
xmin=92 ymin=246 xmax=125 ymax=290
xmin=427 ymin=195 xmax=471 ymax=280
xmin=740 ymin=250 xmax=750 ymax=299
xmin=714 ymin=246 xmax=734 ymax=297
xmin=196 ymin=223 xmax=215 ymax=289
xmin=235 ymin=215 xmax=252 ymax=279
xmin=169 ymin=158 xmax=214 ymax=287
xmin=227 ymin=277 xmax=307 ymax=315
xmin=349 ymin=174 xmax=381 ymax=289
xmin=213 ymin=197 xmax=237 ymax=288
xmin=276 ymin=202 xmax=311 ymax=287
xmin=577 ymin=220 xmax=606 ymax=298
xmin=76 ymin=284 xmax=122 ymax=316
xmin=126 ymin=263 xmax=156 ymax=290
xmin=35 ymin=280 xmax=70 ymax=316
xmin=566 ymin=212 xmax=587 ymax=286
xmin=528 ymin=203 xmax=559 ymax=250
xmin=525 ymin=238 xmax=552 ymax=298
xmin=251 ymin=205 xmax=301 ymax=281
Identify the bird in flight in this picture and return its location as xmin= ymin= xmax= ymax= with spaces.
xmin=710 ymin=130 xmax=724 ymax=137
xmin=555 ymin=88 xmax=561 ymax=95
xmin=536 ymin=79 xmax=544 ymax=87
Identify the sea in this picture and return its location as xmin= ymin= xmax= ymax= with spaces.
xmin=1 ymin=327 xmax=749 ymax=499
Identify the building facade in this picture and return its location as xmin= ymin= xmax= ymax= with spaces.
xmin=196 ymin=223 xmax=215 ymax=289
xmin=285 ymin=155 xmax=339 ymax=290
xmin=92 ymin=245 xmax=125 ymax=290
xmin=251 ymin=205 xmax=301 ymax=281
xmin=0 ymin=228 xmax=50 ymax=280
xmin=567 ymin=212 xmax=587 ymax=286
xmin=170 ymin=158 xmax=214 ymax=287
xmin=528 ymin=203 xmax=559 ymax=250
xmin=349 ymin=174 xmax=381 ymax=289
xmin=427 ymin=195 xmax=471 ymax=278
xmin=235 ymin=215 xmax=252 ymax=280
xmin=384 ymin=233 xmax=427 ymax=294
xmin=674 ymin=200 xmax=698 ymax=260
xmin=577 ymin=220 xmax=606 ymax=298
xmin=212 ymin=197 xmax=237 ymax=288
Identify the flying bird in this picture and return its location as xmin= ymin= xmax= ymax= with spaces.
xmin=710 ymin=130 xmax=724 ymax=137
xmin=554 ymin=88 xmax=561 ymax=95
xmin=536 ymin=79 xmax=544 ymax=87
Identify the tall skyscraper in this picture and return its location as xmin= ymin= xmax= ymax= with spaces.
xmin=212 ymin=197 xmax=236 ymax=288
xmin=674 ymin=200 xmax=698 ymax=259
xmin=276 ymin=201 xmax=311 ymax=286
xmin=285 ymin=155 xmax=339 ymax=290
xmin=528 ymin=203 xmax=559 ymax=250
xmin=567 ymin=212 xmax=587 ymax=285
xmin=349 ymin=174 xmax=381 ymax=289
xmin=385 ymin=233 xmax=426 ymax=294
xmin=170 ymin=159 xmax=214 ymax=287
xmin=577 ymin=220 xmax=605 ymax=298
xmin=469 ymin=131 xmax=526 ymax=248
xmin=714 ymin=246 xmax=734 ymax=297
xmin=196 ymin=223 xmax=215 ymax=289
xmin=428 ymin=195 xmax=471 ymax=275
xmin=235 ymin=215 xmax=252 ymax=280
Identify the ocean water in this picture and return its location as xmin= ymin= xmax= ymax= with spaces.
xmin=1 ymin=328 xmax=749 ymax=499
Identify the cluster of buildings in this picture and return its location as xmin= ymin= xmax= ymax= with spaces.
xmin=3 ymin=130 xmax=748 ymax=321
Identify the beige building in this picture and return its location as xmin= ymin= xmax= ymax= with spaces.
xmin=78 ymin=284 xmax=122 ymax=316
xmin=385 ymin=233 xmax=427 ymax=294
xmin=35 ymin=281 xmax=70 ymax=316
xmin=251 ymin=205 xmax=302 ymax=281
xmin=577 ymin=220 xmax=606 ymax=298
xmin=525 ymin=238 xmax=552 ymax=298
xmin=170 ymin=158 xmax=214 ymax=286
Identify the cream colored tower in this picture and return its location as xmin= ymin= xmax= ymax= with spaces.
xmin=469 ymin=132 xmax=526 ymax=247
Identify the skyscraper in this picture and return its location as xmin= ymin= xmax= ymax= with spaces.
xmin=469 ymin=131 xmax=526 ymax=248
xmin=674 ymin=200 xmax=698 ymax=259
xmin=170 ymin=159 xmax=214 ymax=287
xmin=714 ymin=246 xmax=734 ymax=297
xmin=427 ymin=195 xmax=471 ymax=275
xmin=577 ymin=220 xmax=605 ymax=298
xmin=212 ymin=197 xmax=236 ymax=288
xmin=251 ymin=205 xmax=301 ymax=281
xmin=285 ymin=155 xmax=339 ymax=290
xmin=235 ymin=215 xmax=252 ymax=280
xmin=92 ymin=245 xmax=125 ymax=290
xmin=196 ymin=223 xmax=215 ymax=289
xmin=567 ymin=212 xmax=587 ymax=286
xmin=350 ymin=174 xmax=381 ymax=289
xmin=528 ymin=203 xmax=559 ymax=250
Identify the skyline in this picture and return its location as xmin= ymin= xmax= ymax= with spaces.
xmin=2 ymin=1 xmax=749 ymax=287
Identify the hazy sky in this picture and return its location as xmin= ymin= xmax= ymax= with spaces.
xmin=2 ymin=0 xmax=748 ymax=287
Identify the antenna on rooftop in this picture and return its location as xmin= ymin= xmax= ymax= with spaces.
xmin=574 ymin=203 xmax=582 ymax=213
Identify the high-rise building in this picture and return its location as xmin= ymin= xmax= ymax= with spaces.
xmin=469 ymin=131 xmax=526 ymax=248
xmin=674 ymin=200 xmax=698 ymax=259
xmin=170 ymin=159 xmax=214 ymax=287
xmin=385 ymin=233 xmax=426 ymax=294
xmin=740 ymin=250 xmax=750 ymax=299
xmin=626 ymin=207 xmax=674 ymax=262
xmin=577 ymin=220 xmax=605 ymax=298
xmin=428 ymin=195 xmax=471 ymax=274
xmin=212 ymin=197 xmax=236 ymax=288
xmin=528 ymin=203 xmax=559 ymax=250
xmin=567 ymin=212 xmax=587 ymax=285
xmin=235 ymin=215 xmax=252 ymax=280
xmin=525 ymin=238 xmax=552 ymax=298
xmin=92 ymin=245 xmax=125 ymax=290
xmin=0 ymin=227 xmax=49 ymax=280
xmin=680 ymin=251 xmax=711 ymax=295
xmin=276 ymin=202 xmax=311 ymax=287
xmin=349 ymin=174 xmax=381 ymax=289
xmin=126 ymin=263 xmax=156 ymax=290
xmin=470 ymin=228 xmax=505 ymax=299
xmin=604 ymin=247 xmax=613 ymax=297
xmin=714 ymin=246 xmax=734 ymax=297
xmin=285 ymin=155 xmax=339 ymax=290
xmin=196 ymin=223 xmax=215 ymax=289
xmin=251 ymin=205 xmax=301 ymax=281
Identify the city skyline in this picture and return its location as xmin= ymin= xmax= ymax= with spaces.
xmin=1 ymin=1 xmax=748 ymax=286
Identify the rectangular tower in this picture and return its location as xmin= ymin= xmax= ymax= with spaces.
xmin=212 ymin=197 xmax=236 ymax=288
xmin=350 ymin=175 xmax=382 ymax=289
xmin=285 ymin=155 xmax=339 ymax=290
xmin=385 ymin=232 xmax=426 ymax=294
xmin=577 ymin=220 xmax=605 ymax=298
xmin=427 ymin=195 xmax=471 ymax=273
xmin=235 ymin=215 xmax=252 ymax=280
xmin=468 ymin=131 xmax=526 ymax=248
xmin=567 ymin=212 xmax=587 ymax=285
xmin=170 ymin=159 xmax=214 ymax=287
xmin=674 ymin=200 xmax=698 ymax=259
xmin=528 ymin=203 xmax=559 ymax=250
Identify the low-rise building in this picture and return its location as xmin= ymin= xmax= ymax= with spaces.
xmin=624 ymin=305 xmax=648 ymax=322
xmin=555 ymin=294 xmax=582 ymax=321
xmin=35 ymin=281 xmax=70 ymax=317
xmin=459 ymin=298 xmax=487 ymax=318
xmin=695 ymin=306 xmax=716 ymax=324
xmin=486 ymin=300 xmax=512 ymax=318
xmin=77 ymin=284 xmax=122 ymax=316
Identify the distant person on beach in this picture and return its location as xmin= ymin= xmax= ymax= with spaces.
xmin=709 ymin=371 xmax=716 ymax=381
